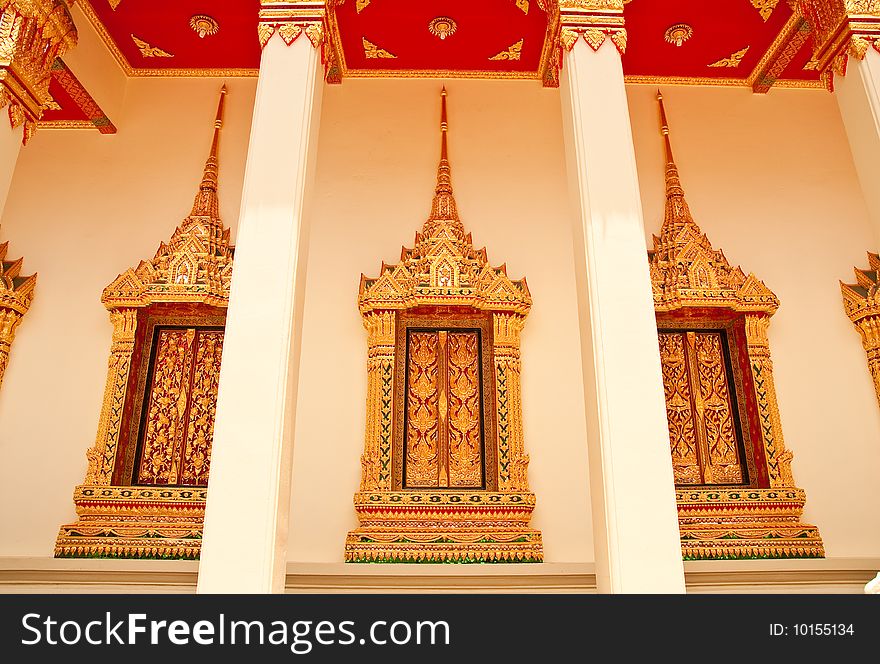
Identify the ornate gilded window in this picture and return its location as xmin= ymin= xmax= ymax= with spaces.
xmin=345 ymin=90 xmax=542 ymax=563
xmin=56 ymin=88 xmax=233 ymax=559
xmin=649 ymin=93 xmax=823 ymax=560
xmin=659 ymin=328 xmax=749 ymax=486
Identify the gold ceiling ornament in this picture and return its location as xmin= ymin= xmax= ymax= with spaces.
xmin=131 ymin=34 xmax=173 ymax=58
xmin=356 ymin=0 xmax=370 ymax=12
xmin=362 ymin=37 xmax=396 ymax=58
xmin=0 ymin=235 xmax=36 ymax=391
xmin=0 ymin=0 xmax=77 ymax=144
xmin=841 ymin=253 xmax=880 ymax=410
xmin=345 ymin=88 xmax=542 ymax=563
xmin=708 ymin=45 xmax=750 ymax=67
xmin=489 ymin=38 xmax=524 ymax=60
xmin=55 ymin=87 xmax=234 ymax=560
xmin=750 ymin=0 xmax=779 ymax=21
xmin=515 ymin=0 xmax=529 ymax=13
xmin=663 ymin=23 xmax=693 ymax=47
xmin=650 ymin=92 xmax=823 ymax=560
xmin=190 ymin=15 xmax=219 ymax=39
xmin=42 ymin=95 xmax=60 ymax=110
xmin=428 ymin=16 xmax=457 ymax=40
xmin=108 ymin=0 xmax=123 ymax=9
xmin=257 ymin=0 xmax=325 ymax=50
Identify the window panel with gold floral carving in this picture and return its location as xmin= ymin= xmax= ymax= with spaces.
xmin=658 ymin=329 xmax=747 ymax=486
xmin=134 ymin=326 xmax=224 ymax=487
xmin=404 ymin=329 xmax=484 ymax=489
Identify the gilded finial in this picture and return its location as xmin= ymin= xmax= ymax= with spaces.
xmin=420 ymin=87 xmax=466 ymax=245
xmin=440 ymin=85 xmax=448 ymax=161
xmin=191 ymin=85 xmax=227 ymax=219
xmin=657 ymin=90 xmax=684 ymax=202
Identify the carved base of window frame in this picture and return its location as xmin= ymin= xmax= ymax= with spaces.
xmin=54 ymin=485 xmax=206 ymax=559
xmin=345 ymin=491 xmax=543 ymax=563
xmin=676 ymin=488 xmax=824 ymax=560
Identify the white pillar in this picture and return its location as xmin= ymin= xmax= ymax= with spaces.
xmin=560 ymin=39 xmax=686 ymax=593
xmin=836 ymin=48 xmax=880 ymax=244
xmin=0 ymin=124 xmax=23 ymax=218
xmin=198 ymin=33 xmax=323 ymax=593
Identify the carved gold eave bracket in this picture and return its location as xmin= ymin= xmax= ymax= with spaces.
xmin=258 ymin=1 xmax=345 ymax=83
xmin=0 ymin=237 xmax=35 ymax=390
xmin=539 ymin=1 xmax=626 ymax=88
xmin=800 ymin=0 xmax=880 ymax=91
xmin=258 ymin=2 xmax=325 ymax=51
xmin=0 ymin=0 xmax=77 ymax=144
xmin=841 ymin=251 xmax=880 ymax=409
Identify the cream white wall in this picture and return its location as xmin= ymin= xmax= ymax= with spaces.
xmin=289 ymin=78 xmax=594 ymax=563
xmin=0 ymin=77 xmax=256 ymax=556
xmin=628 ymin=85 xmax=880 ymax=558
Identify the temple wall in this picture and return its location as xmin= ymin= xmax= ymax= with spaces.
xmin=629 ymin=85 xmax=880 ymax=559
xmin=0 ymin=75 xmax=876 ymax=565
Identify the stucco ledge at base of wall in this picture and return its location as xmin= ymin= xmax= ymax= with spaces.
xmin=0 ymin=558 xmax=876 ymax=594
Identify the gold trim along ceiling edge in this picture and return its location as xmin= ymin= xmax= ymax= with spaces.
xmin=36 ymin=120 xmax=97 ymax=129
xmin=624 ymin=75 xmax=823 ymax=89
xmin=75 ymin=0 xmax=258 ymax=77
xmin=343 ymin=68 xmax=542 ymax=80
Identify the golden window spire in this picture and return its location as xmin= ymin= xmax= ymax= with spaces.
xmin=420 ymin=87 xmax=467 ymax=249
xmin=190 ymin=84 xmax=227 ymax=221
xmin=657 ymin=90 xmax=691 ymax=228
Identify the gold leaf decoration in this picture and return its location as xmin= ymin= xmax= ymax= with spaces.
xmin=489 ymin=38 xmax=524 ymax=61
xmin=708 ymin=46 xmax=749 ymax=68
xmin=357 ymin=0 xmax=371 ymax=11
xmin=515 ymin=0 xmax=529 ymax=13
xmin=131 ymin=34 xmax=174 ymax=58
xmin=363 ymin=37 xmax=397 ymax=58
xmin=750 ymin=0 xmax=779 ymax=21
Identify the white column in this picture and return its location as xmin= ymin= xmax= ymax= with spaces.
xmin=0 ymin=124 xmax=23 ymax=218
xmin=198 ymin=33 xmax=323 ymax=593
xmin=836 ymin=48 xmax=880 ymax=243
xmin=560 ymin=40 xmax=685 ymax=593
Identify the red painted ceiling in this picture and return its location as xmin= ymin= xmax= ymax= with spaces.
xmin=331 ymin=0 xmax=549 ymax=76
xmin=76 ymin=0 xmax=819 ymax=85
xmin=83 ymin=0 xmax=261 ymax=72
xmin=623 ymin=0 xmax=818 ymax=82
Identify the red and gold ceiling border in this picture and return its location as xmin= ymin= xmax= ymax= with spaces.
xmin=75 ymin=0 xmax=259 ymax=77
xmin=622 ymin=0 xmax=821 ymax=91
xmin=38 ymin=58 xmax=117 ymax=133
xmin=323 ymin=0 xmax=560 ymax=85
